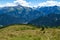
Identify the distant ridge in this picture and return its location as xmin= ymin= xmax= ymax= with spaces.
xmin=0 ymin=5 xmax=60 ymax=26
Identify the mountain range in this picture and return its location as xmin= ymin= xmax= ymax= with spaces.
xmin=0 ymin=5 xmax=60 ymax=27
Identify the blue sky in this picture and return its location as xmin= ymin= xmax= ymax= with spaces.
xmin=0 ymin=0 xmax=60 ymax=7
xmin=0 ymin=0 xmax=60 ymax=3
xmin=0 ymin=0 xmax=60 ymax=4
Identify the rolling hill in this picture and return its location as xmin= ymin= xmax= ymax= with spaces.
xmin=0 ymin=24 xmax=60 ymax=40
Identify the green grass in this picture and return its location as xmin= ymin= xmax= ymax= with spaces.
xmin=0 ymin=24 xmax=60 ymax=40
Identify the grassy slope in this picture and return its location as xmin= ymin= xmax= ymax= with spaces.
xmin=0 ymin=24 xmax=60 ymax=40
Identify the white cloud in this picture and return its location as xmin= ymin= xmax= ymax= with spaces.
xmin=0 ymin=2 xmax=17 ymax=7
xmin=14 ymin=0 xmax=32 ymax=7
xmin=38 ymin=1 xmax=60 ymax=7
xmin=0 ymin=0 xmax=32 ymax=7
xmin=0 ymin=0 xmax=60 ymax=8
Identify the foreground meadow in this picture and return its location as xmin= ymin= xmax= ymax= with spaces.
xmin=0 ymin=24 xmax=60 ymax=40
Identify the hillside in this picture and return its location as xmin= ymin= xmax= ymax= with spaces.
xmin=0 ymin=6 xmax=60 ymax=26
xmin=0 ymin=24 xmax=60 ymax=40
xmin=29 ymin=13 xmax=60 ymax=26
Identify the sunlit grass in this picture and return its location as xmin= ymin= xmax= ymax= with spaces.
xmin=0 ymin=24 xmax=60 ymax=40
